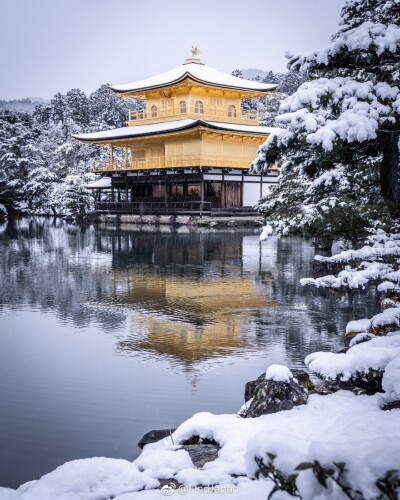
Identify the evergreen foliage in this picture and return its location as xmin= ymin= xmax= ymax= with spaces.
xmin=0 ymin=85 xmax=143 ymax=215
xmin=233 ymin=69 xmax=306 ymax=127
xmin=255 ymin=453 xmax=400 ymax=500
xmin=253 ymin=0 xmax=400 ymax=247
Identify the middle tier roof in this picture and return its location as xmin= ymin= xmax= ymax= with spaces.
xmin=74 ymin=119 xmax=279 ymax=144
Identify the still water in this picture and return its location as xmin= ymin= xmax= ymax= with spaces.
xmin=0 ymin=217 xmax=380 ymax=488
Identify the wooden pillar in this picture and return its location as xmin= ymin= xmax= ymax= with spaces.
xmin=164 ymin=175 xmax=169 ymax=207
xmin=125 ymin=176 xmax=128 ymax=202
xmin=110 ymin=144 xmax=114 ymax=169
xmin=221 ymin=172 xmax=226 ymax=208
xmin=125 ymin=146 xmax=128 ymax=169
xmin=200 ymin=178 xmax=205 ymax=217
xmin=241 ymin=171 xmax=244 ymax=207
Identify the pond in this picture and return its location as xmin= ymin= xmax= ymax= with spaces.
xmin=0 ymin=217 xmax=381 ymax=488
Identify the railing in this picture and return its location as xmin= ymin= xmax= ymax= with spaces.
xmin=128 ymin=106 xmax=259 ymax=125
xmin=95 ymin=200 xmax=212 ymax=215
xmin=94 ymin=155 xmax=254 ymax=172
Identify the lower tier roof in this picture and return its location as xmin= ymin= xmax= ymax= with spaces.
xmin=73 ymin=119 xmax=278 ymax=143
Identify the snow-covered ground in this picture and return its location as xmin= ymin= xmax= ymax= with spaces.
xmin=1 ymin=388 xmax=398 ymax=500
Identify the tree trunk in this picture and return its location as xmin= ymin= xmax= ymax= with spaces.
xmin=380 ymin=132 xmax=399 ymax=214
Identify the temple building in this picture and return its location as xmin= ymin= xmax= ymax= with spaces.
xmin=75 ymin=50 xmax=279 ymax=215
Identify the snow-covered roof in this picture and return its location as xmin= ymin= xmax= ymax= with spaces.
xmin=111 ymin=61 xmax=277 ymax=95
xmin=85 ymin=177 xmax=111 ymax=189
xmin=74 ymin=119 xmax=277 ymax=143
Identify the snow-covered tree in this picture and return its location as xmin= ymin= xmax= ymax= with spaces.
xmin=0 ymin=111 xmax=33 ymax=206
xmin=253 ymin=0 xmax=400 ymax=246
xmin=0 ymin=81 xmax=140 ymax=215
xmin=237 ymin=69 xmax=306 ymax=127
xmin=64 ymin=89 xmax=90 ymax=128
xmin=89 ymin=84 xmax=143 ymax=130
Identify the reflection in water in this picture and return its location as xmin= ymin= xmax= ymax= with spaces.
xmin=0 ymin=217 xmax=381 ymax=488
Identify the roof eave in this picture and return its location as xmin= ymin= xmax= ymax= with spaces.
xmin=73 ymin=120 xmax=270 ymax=144
xmin=111 ymin=73 xmax=277 ymax=96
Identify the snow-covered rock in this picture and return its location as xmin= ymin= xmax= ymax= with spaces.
xmin=242 ymin=366 xmax=307 ymax=417
xmin=265 ymin=364 xmax=293 ymax=382
xmin=305 ymin=330 xmax=400 ymax=383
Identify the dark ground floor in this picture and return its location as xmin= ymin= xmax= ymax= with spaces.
xmin=89 ymin=168 xmax=278 ymax=216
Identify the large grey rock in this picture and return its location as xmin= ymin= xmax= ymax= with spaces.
xmin=245 ymin=369 xmax=313 ymax=402
xmin=243 ymin=371 xmax=308 ymax=417
xmin=138 ymin=428 xmax=176 ymax=449
xmin=186 ymin=444 xmax=220 ymax=468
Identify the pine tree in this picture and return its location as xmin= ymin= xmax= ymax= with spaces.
xmin=253 ymin=0 xmax=400 ymax=245
xmin=0 ymin=111 xmax=33 ymax=206
xmin=64 ymin=89 xmax=90 ymax=128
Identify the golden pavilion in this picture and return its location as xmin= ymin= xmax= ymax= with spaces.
xmin=75 ymin=49 xmax=279 ymax=214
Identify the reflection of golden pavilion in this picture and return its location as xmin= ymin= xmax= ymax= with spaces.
xmin=105 ymin=268 xmax=273 ymax=361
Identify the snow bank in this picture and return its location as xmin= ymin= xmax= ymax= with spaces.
xmin=135 ymin=448 xmax=194 ymax=480
xmin=0 ymin=489 xmax=21 ymax=500
xmin=305 ymin=331 xmax=400 ymax=382
xmin=113 ymin=480 xmax=270 ymax=499
xmin=265 ymin=364 xmax=293 ymax=382
xmin=314 ymin=238 xmax=400 ymax=264
xmin=346 ymin=318 xmax=371 ymax=333
xmin=302 ymin=230 xmax=400 ymax=291
xmin=18 ymin=458 xmax=159 ymax=500
xmin=346 ymin=307 xmax=400 ymax=334
xmin=140 ymin=391 xmax=400 ymax=499
xmin=6 ymin=386 xmax=400 ymax=500
xmin=301 ymin=261 xmax=393 ymax=289
xmin=382 ymin=355 xmax=400 ymax=402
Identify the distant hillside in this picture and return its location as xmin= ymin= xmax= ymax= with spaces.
xmin=240 ymin=68 xmax=270 ymax=80
xmin=0 ymin=97 xmax=50 ymax=114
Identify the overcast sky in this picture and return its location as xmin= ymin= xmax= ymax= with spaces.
xmin=0 ymin=0 xmax=346 ymax=100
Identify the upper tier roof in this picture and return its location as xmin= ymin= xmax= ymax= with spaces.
xmin=73 ymin=119 xmax=278 ymax=143
xmin=111 ymin=61 xmax=277 ymax=95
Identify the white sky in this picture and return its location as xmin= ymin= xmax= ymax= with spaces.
xmin=0 ymin=0 xmax=346 ymax=100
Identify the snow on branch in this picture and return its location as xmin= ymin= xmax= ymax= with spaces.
xmin=275 ymin=77 xmax=399 ymax=151
xmin=288 ymin=21 xmax=400 ymax=73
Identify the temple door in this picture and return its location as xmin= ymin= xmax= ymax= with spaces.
xmin=225 ymin=182 xmax=241 ymax=207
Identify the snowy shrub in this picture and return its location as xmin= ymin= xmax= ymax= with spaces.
xmin=255 ymin=453 xmax=400 ymax=500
